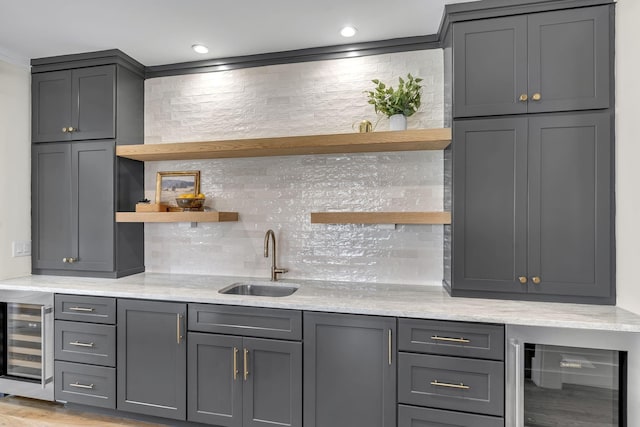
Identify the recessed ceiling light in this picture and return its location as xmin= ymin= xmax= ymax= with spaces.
xmin=340 ymin=26 xmax=357 ymax=38
xmin=192 ymin=44 xmax=209 ymax=54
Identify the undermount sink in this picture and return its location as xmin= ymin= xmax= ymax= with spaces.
xmin=219 ymin=281 xmax=299 ymax=297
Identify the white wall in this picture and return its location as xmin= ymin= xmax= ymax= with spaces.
xmin=144 ymin=50 xmax=445 ymax=285
xmin=0 ymin=59 xmax=31 ymax=279
xmin=615 ymin=0 xmax=640 ymax=314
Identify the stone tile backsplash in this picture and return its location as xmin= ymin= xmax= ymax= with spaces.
xmin=144 ymin=50 xmax=445 ymax=285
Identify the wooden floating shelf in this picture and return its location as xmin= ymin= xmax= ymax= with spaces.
xmin=116 ymin=128 xmax=451 ymax=161
xmin=116 ymin=211 xmax=239 ymax=223
xmin=310 ymin=211 xmax=452 ymax=225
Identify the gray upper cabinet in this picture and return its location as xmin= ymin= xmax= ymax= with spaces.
xmin=303 ymin=312 xmax=396 ymax=427
xmin=117 ymin=299 xmax=187 ymax=421
xmin=453 ymin=5 xmax=611 ymax=118
xmin=32 ymin=65 xmax=115 ymax=143
xmin=451 ymin=111 xmax=613 ymax=303
xmin=32 ymin=141 xmax=114 ymax=273
xmin=31 ymin=51 xmax=145 ymax=278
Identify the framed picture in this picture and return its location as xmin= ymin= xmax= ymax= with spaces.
xmin=155 ymin=171 xmax=200 ymax=204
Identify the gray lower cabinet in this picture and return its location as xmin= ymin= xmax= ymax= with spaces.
xmin=450 ymin=111 xmax=613 ymax=303
xmin=117 ymin=299 xmax=187 ymax=420
xmin=453 ymin=5 xmax=611 ymax=118
xmin=54 ymin=295 xmax=117 ymax=409
xmin=398 ymin=405 xmax=504 ymax=427
xmin=188 ymin=332 xmax=302 ymax=427
xmin=303 ymin=312 xmax=396 ymax=427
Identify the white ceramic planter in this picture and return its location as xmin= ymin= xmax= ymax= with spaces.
xmin=389 ymin=114 xmax=407 ymax=131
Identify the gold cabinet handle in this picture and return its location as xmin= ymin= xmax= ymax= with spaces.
xmin=532 ymin=276 xmax=541 ymax=284
xmin=518 ymin=276 xmax=527 ymax=284
xmin=388 ymin=329 xmax=392 ymax=366
xmin=431 ymin=336 xmax=470 ymax=344
xmin=531 ymin=93 xmax=541 ymax=101
xmin=243 ymin=348 xmax=249 ymax=381
xmin=69 ymin=382 xmax=94 ymax=390
xmin=233 ymin=347 xmax=239 ymax=380
xmin=518 ymin=94 xmax=528 ymax=102
xmin=69 ymin=341 xmax=94 ymax=348
xmin=431 ymin=380 xmax=470 ymax=390
xmin=176 ymin=314 xmax=183 ymax=344
xmin=68 ymin=306 xmax=94 ymax=312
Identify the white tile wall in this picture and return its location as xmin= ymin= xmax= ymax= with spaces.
xmin=144 ymin=49 xmax=445 ymax=285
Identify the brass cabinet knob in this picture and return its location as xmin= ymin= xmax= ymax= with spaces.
xmin=68 ymin=127 xmax=76 ymax=132
xmin=532 ymin=276 xmax=541 ymax=284
xmin=63 ymin=257 xmax=77 ymax=264
xmin=62 ymin=127 xmax=69 ymax=133
xmin=518 ymin=94 xmax=528 ymax=102
xmin=518 ymin=276 xmax=527 ymax=284
xmin=62 ymin=257 xmax=68 ymax=263
xmin=531 ymin=93 xmax=542 ymax=101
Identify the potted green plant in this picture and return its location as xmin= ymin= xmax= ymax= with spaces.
xmin=366 ymin=73 xmax=423 ymax=130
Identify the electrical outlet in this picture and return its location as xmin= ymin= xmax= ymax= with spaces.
xmin=12 ymin=241 xmax=31 ymax=257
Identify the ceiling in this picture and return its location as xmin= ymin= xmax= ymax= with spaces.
xmin=0 ymin=0 xmax=476 ymax=68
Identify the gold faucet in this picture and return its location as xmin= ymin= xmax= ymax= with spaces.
xmin=264 ymin=229 xmax=288 ymax=281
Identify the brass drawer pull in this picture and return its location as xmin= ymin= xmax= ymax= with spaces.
xmin=69 ymin=382 xmax=94 ymax=390
xmin=68 ymin=306 xmax=94 ymax=312
xmin=233 ymin=347 xmax=239 ymax=380
xmin=244 ymin=348 xmax=249 ymax=381
xmin=431 ymin=380 xmax=470 ymax=390
xmin=431 ymin=336 xmax=470 ymax=344
xmin=69 ymin=341 xmax=94 ymax=348
xmin=388 ymin=329 xmax=392 ymax=366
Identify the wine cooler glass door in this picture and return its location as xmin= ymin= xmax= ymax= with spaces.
xmin=6 ymin=303 xmax=43 ymax=381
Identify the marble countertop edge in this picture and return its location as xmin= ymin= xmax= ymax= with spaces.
xmin=1 ymin=273 xmax=639 ymax=333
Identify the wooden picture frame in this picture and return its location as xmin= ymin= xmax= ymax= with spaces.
xmin=155 ymin=171 xmax=201 ymax=204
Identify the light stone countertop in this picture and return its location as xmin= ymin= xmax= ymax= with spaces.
xmin=1 ymin=272 xmax=640 ymax=333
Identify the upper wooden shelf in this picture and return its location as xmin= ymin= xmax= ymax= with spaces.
xmin=116 ymin=128 xmax=451 ymax=161
xmin=116 ymin=211 xmax=238 ymax=223
xmin=310 ymin=211 xmax=451 ymax=225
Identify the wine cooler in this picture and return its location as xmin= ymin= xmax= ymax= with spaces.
xmin=0 ymin=290 xmax=54 ymax=400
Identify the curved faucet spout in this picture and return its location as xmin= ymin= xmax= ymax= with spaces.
xmin=264 ymin=229 xmax=288 ymax=281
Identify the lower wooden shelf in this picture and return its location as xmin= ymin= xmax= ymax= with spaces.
xmin=116 ymin=211 xmax=239 ymax=223
xmin=310 ymin=211 xmax=451 ymax=225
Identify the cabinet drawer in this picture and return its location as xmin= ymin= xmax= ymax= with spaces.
xmin=54 ymin=361 xmax=115 ymax=409
xmin=189 ymin=304 xmax=301 ymax=340
xmin=398 ymin=318 xmax=504 ymax=360
xmin=55 ymin=294 xmax=116 ymax=324
xmin=55 ymin=321 xmax=115 ymax=366
xmin=398 ymin=405 xmax=503 ymax=427
xmin=398 ymin=353 xmax=504 ymax=417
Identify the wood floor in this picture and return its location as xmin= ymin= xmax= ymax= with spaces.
xmin=0 ymin=396 xmax=164 ymax=427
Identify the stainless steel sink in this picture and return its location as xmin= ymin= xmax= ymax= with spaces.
xmin=219 ymin=282 xmax=299 ymax=297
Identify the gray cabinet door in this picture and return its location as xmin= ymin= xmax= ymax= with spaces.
xmin=32 ymin=66 xmax=116 ymax=143
xmin=453 ymin=15 xmax=528 ymax=118
xmin=452 ymin=113 xmax=613 ymax=302
xmin=188 ymin=332 xmax=243 ymax=427
xmin=527 ymin=112 xmax=612 ymax=299
xmin=117 ymin=299 xmax=187 ymax=420
xmin=32 ymin=71 xmax=72 ymax=143
xmin=453 ymin=118 xmax=528 ymax=293
xmin=527 ymin=6 xmax=610 ymax=114
xmin=32 ymin=143 xmax=72 ymax=270
xmin=453 ymin=6 xmax=611 ymax=118
xmin=244 ymin=337 xmax=302 ymax=427
xmin=71 ymin=65 xmax=116 ymax=141
xmin=303 ymin=312 xmax=396 ymax=427
xmin=69 ymin=141 xmax=115 ymax=272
